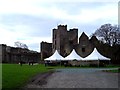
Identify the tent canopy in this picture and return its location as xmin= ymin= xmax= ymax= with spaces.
xmin=44 ymin=48 xmax=110 ymax=61
xmin=45 ymin=50 xmax=64 ymax=61
xmin=64 ymin=49 xmax=83 ymax=60
xmin=82 ymin=48 xmax=110 ymax=61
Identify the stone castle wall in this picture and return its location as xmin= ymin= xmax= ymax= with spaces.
xmin=76 ymin=32 xmax=94 ymax=58
xmin=41 ymin=42 xmax=52 ymax=60
xmin=0 ymin=44 xmax=40 ymax=63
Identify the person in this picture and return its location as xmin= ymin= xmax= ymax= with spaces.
xmin=20 ymin=61 xmax=22 ymax=66
xmin=29 ymin=62 xmax=31 ymax=65
xmin=45 ymin=61 xmax=47 ymax=67
xmin=64 ymin=62 xmax=67 ymax=67
xmin=32 ymin=62 xmax=33 ymax=65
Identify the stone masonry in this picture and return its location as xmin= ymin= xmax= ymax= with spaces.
xmin=0 ymin=44 xmax=40 ymax=63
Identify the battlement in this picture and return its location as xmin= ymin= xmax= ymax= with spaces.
xmin=69 ymin=28 xmax=78 ymax=31
xmin=57 ymin=25 xmax=67 ymax=31
xmin=0 ymin=44 xmax=7 ymax=47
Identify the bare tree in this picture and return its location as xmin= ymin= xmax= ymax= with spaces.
xmin=93 ymin=24 xmax=120 ymax=46
xmin=14 ymin=41 xmax=28 ymax=49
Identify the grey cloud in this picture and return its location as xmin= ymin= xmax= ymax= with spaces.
xmin=38 ymin=2 xmax=110 ymax=15
xmin=0 ymin=14 xmax=62 ymax=37
xmin=28 ymin=43 xmax=40 ymax=52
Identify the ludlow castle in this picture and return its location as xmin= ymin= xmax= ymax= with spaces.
xmin=41 ymin=25 xmax=101 ymax=60
xmin=1 ymin=24 xmax=119 ymax=64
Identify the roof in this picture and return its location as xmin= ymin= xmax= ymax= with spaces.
xmin=44 ymin=50 xmax=64 ymax=60
xmin=63 ymin=49 xmax=83 ymax=60
xmin=82 ymin=48 xmax=110 ymax=60
xmin=79 ymin=32 xmax=89 ymax=40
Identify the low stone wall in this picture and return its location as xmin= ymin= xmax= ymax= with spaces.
xmin=68 ymin=60 xmax=98 ymax=66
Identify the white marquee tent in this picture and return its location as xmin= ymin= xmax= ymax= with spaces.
xmin=44 ymin=50 xmax=64 ymax=61
xmin=82 ymin=48 xmax=110 ymax=61
xmin=63 ymin=49 xmax=83 ymax=60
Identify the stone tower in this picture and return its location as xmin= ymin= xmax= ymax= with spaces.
xmin=52 ymin=25 xmax=78 ymax=57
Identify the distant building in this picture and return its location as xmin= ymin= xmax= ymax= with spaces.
xmin=40 ymin=25 xmax=97 ymax=60
xmin=0 ymin=44 xmax=40 ymax=63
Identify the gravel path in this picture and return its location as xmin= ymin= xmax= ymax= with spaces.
xmin=25 ymin=68 xmax=119 ymax=88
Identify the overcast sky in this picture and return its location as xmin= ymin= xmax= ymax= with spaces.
xmin=0 ymin=0 xmax=119 ymax=52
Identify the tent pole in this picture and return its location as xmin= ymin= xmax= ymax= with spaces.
xmin=60 ymin=60 xmax=62 ymax=66
xmin=98 ymin=59 xmax=99 ymax=68
xmin=109 ymin=60 xmax=110 ymax=65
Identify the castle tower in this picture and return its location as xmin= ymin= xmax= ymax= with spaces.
xmin=68 ymin=28 xmax=78 ymax=47
xmin=52 ymin=25 xmax=68 ymax=57
xmin=52 ymin=25 xmax=78 ymax=57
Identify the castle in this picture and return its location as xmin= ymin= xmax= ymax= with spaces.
xmin=0 ymin=25 xmax=120 ymax=64
xmin=41 ymin=25 xmax=97 ymax=60
xmin=1 ymin=25 xmax=119 ymax=64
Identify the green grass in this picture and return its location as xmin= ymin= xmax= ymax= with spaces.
xmin=103 ymin=69 xmax=120 ymax=73
xmin=104 ymin=64 xmax=120 ymax=68
xmin=2 ymin=64 xmax=51 ymax=89
xmin=109 ymin=69 xmax=120 ymax=73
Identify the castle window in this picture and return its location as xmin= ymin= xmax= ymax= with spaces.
xmin=82 ymin=48 xmax=85 ymax=52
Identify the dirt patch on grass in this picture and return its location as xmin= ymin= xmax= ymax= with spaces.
xmin=23 ymin=70 xmax=55 ymax=88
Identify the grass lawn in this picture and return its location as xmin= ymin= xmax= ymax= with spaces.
xmin=2 ymin=64 xmax=52 ymax=89
xmin=108 ymin=69 xmax=120 ymax=73
xmin=103 ymin=69 xmax=120 ymax=73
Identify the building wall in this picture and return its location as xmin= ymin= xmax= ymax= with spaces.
xmin=76 ymin=42 xmax=94 ymax=58
xmin=41 ymin=42 xmax=52 ymax=60
xmin=0 ymin=44 xmax=40 ymax=63
xmin=0 ymin=45 xmax=3 ymax=63
xmin=68 ymin=28 xmax=78 ymax=46
xmin=76 ymin=32 xmax=94 ymax=58
xmin=0 ymin=44 xmax=7 ymax=63
xmin=0 ymin=44 xmax=4 ymax=63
